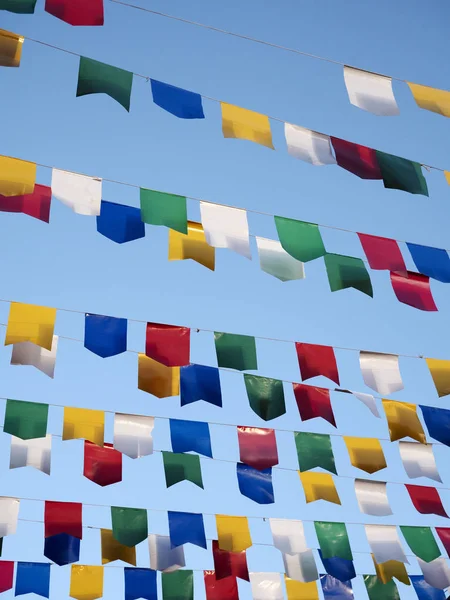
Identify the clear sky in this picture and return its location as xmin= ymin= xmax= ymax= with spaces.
xmin=0 ymin=0 xmax=450 ymax=598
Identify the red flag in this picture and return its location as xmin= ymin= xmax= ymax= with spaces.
xmin=390 ymin=271 xmax=438 ymax=311
xmin=435 ymin=528 xmax=450 ymax=555
xmin=330 ymin=138 xmax=382 ymax=179
xmin=406 ymin=484 xmax=448 ymax=518
xmin=0 ymin=184 xmax=51 ymax=223
xmin=44 ymin=501 xmax=82 ymax=539
xmin=84 ymin=441 xmax=122 ymax=486
xmin=0 ymin=562 xmax=14 ymax=594
xmin=295 ymin=342 xmax=340 ymax=385
xmin=45 ymin=0 xmax=104 ymax=25
xmin=212 ymin=541 xmax=249 ymax=581
xmin=204 ymin=571 xmax=238 ymax=600
xmin=237 ymin=426 xmax=278 ymax=471
xmin=145 ymin=323 xmax=190 ymax=367
xmin=293 ymin=383 xmax=336 ymax=427
xmin=358 ymin=233 xmax=406 ymax=272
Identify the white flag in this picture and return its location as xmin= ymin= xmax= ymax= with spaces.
xmin=250 ymin=573 xmax=283 ymax=600
xmin=200 ymin=202 xmax=251 ymax=259
xmin=365 ymin=525 xmax=408 ymax=564
xmin=0 ymin=497 xmax=19 ymax=536
xmin=11 ymin=335 xmax=58 ymax=378
xmin=355 ymin=479 xmax=393 ymax=516
xmin=282 ymin=551 xmax=318 ymax=583
xmin=418 ymin=558 xmax=450 ymax=589
xmin=256 ymin=237 xmax=305 ymax=282
xmin=51 ymin=168 xmax=102 ymax=216
xmin=114 ymin=414 xmax=154 ymax=459
xmin=351 ymin=391 xmax=380 ymax=418
xmin=360 ymin=351 xmax=404 ymax=395
xmin=343 ymin=66 xmax=400 ymax=116
xmin=399 ymin=442 xmax=442 ymax=482
xmin=284 ymin=124 xmax=336 ymax=165
xmin=148 ymin=534 xmax=185 ymax=572
xmin=269 ymin=519 xmax=308 ymax=554
xmin=10 ymin=434 xmax=51 ymax=474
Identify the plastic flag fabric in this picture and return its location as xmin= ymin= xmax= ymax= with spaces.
xmin=76 ymin=56 xmax=132 ymax=110
xmin=435 ymin=528 xmax=450 ymax=556
xmin=145 ymin=323 xmax=190 ymax=367
xmin=425 ymin=359 xmax=450 ymax=398
xmin=203 ymin=570 xmax=239 ymax=600
xmin=324 ymin=253 xmax=373 ymax=296
xmin=168 ymin=220 xmax=215 ymax=270
xmin=406 ymin=485 xmax=448 ymax=517
xmin=101 ymin=528 xmax=136 ymax=565
xmin=0 ymin=28 xmax=23 ymax=67
xmin=45 ymin=501 xmax=82 ymax=538
xmin=330 ymin=138 xmax=381 ymax=179
xmin=357 ymin=233 xmax=406 ymax=271
xmin=236 ymin=463 xmax=274 ymax=504
xmin=343 ymin=67 xmax=399 ymax=116
xmin=168 ymin=511 xmax=207 ymax=548
xmin=377 ymin=151 xmax=428 ymax=196
xmin=83 ymin=441 xmax=122 ymax=486
xmin=148 ymin=535 xmax=185 ymax=572
xmin=44 ymin=0 xmax=103 ymax=25
xmin=214 ymin=332 xmax=257 ymax=371
xmin=315 ymin=522 xmax=352 ymax=560
xmin=0 ymin=562 xmax=14 ymax=594
xmin=0 ymin=156 xmax=35 ymax=197
xmin=354 ymin=479 xmax=392 ymax=516
xmin=212 ymin=540 xmax=249 ymax=580
xmin=140 ymin=188 xmax=187 ymax=234
xmin=319 ymin=552 xmax=355 ymax=582
xmin=238 ymin=427 xmax=278 ymax=471
xmin=421 ymin=406 xmax=450 ymax=446
xmin=359 ymin=351 xmax=403 ymax=395
xmin=407 ymin=83 xmax=450 ymax=118
xmin=96 ymin=201 xmax=145 ymax=244
xmin=70 ymin=565 xmax=103 ymax=600
xmin=407 ymin=244 xmax=450 ymax=283
xmin=180 ymin=364 xmax=222 ymax=407
xmin=0 ymin=498 xmax=19 ymax=536
xmin=410 ymin=575 xmax=446 ymax=600
xmin=284 ymin=124 xmax=336 ymax=165
xmin=269 ymin=519 xmax=308 ymax=554
xmin=283 ymin=551 xmax=318 ymax=582
xmin=295 ymin=343 xmax=339 ymax=385
xmin=295 ymin=432 xmax=336 ymax=473
xmin=169 ymin=419 xmax=212 ymax=457
xmin=151 ymin=80 xmax=204 ymax=119
xmin=255 ymin=237 xmax=306 ymax=282
xmin=84 ymin=314 xmax=127 ymax=358
xmin=10 ymin=434 xmax=51 ymax=474
xmin=221 ymin=103 xmax=273 ymax=149
xmin=399 ymin=442 xmax=441 ymax=482
xmin=293 ymin=384 xmax=336 ymax=427
xmin=5 ymin=302 xmax=56 ymax=350
xmin=0 ymin=0 xmax=36 ymax=13
xmin=44 ymin=533 xmax=80 ymax=565
xmin=200 ymin=203 xmax=251 ymax=259
xmin=162 ymin=571 xmax=193 ymax=600
xmin=51 ymin=169 xmax=101 ymax=216
xmin=11 ymin=335 xmax=58 ymax=378
xmin=111 ymin=506 xmax=148 ymax=546
xmin=4 ymin=399 xmax=48 ymax=439
xmin=0 ymin=183 xmax=51 ymax=222
xmin=284 ymin=576 xmax=319 ymax=600
xmin=418 ymin=558 xmax=450 ymax=589
xmin=113 ymin=414 xmax=154 ymax=459
xmin=363 ymin=575 xmax=399 ymax=600
xmin=320 ymin=575 xmax=353 ymax=600
xmin=299 ymin=472 xmax=341 ymax=504
xmin=348 ymin=391 xmax=380 ymax=417
xmin=400 ymin=526 xmax=440 ymax=562
xmin=124 ymin=568 xmax=157 ymax=600
xmin=63 ymin=407 xmax=105 ymax=446
xmin=390 ymin=271 xmax=437 ymax=311
xmin=15 ymin=563 xmax=50 ymax=598
xmin=138 ymin=354 xmax=180 ymax=398
xmin=250 ymin=573 xmax=283 ymax=600
xmin=382 ymin=400 xmax=426 ymax=443
xmin=216 ymin=515 xmax=252 ymax=552
xmin=365 ymin=525 xmax=408 ymax=564
xmin=372 ymin=555 xmax=409 ymax=585
xmin=344 ymin=437 xmax=387 ymax=474
xmin=274 ymin=217 xmax=326 ymax=263
xmin=244 ymin=374 xmax=286 ymax=421
xmin=162 ymin=452 xmax=203 ymax=488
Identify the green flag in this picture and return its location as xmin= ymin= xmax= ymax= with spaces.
xmin=244 ymin=374 xmax=285 ymax=421
xmin=162 ymin=570 xmax=193 ymax=600
xmin=295 ymin=432 xmax=336 ymax=474
xmin=76 ymin=57 xmax=133 ymax=111
xmin=111 ymin=506 xmax=148 ymax=547
xmin=162 ymin=452 xmax=203 ymax=488
xmin=314 ymin=521 xmax=353 ymax=560
xmin=400 ymin=526 xmax=440 ymax=562
xmin=4 ymin=399 xmax=48 ymax=440
xmin=0 ymin=0 xmax=36 ymax=12
xmin=364 ymin=575 xmax=399 ymax=600
xmin=140 ymin=188 xmax=187 ymax=234
xmin=376 ymin=151 xmax=428 ymax=197
xmin=324 ymin=253 xmax=373 ymax=297
xmin=214 ymin=332 xmax=257 ymax=371
xmin=274 ymin=216 xmax=326 ymax=263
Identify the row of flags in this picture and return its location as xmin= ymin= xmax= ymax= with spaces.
xmin=0 ymin=0 xmax=104 ymax=24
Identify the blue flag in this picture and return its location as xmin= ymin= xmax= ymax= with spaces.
xmin=44 ymin=533 xmax=80 ymax=566
xmin=124 ymin=568 xmax=157 ymax=600
xmin=151 ymin=80 xmax=205 ymax=119
xmin=236 ymin=463 xmax=274 ymax=504
xmin=168 ymin=511 xmax=207 ymax=549
xmin=320 ymin=575 xmax=353 ymax=599
xmin=407 ymin=243 xmax=450 ymax=283
xmin=15 ymin=563 xmax=50 ymax=598
xmin=420 ymin=406 xmax=450 ymax=446
xmin=410 ymin=576 xmax=446 ymax=600
xmin=97 ymin=200 xmax=145 ymax=244
xmin=319 ymin=551 xmax=356 ymax=582
xmin=169 ymin=419 xmax=212 ymax=457
xmin=180 ymin=364 xmax=222 ymax=407
xmin=84 ymin=314 xmax=128 ymax=358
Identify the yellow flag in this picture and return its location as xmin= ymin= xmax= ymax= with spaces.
xmin=168 ymin=221 xmax=215 ymax=271
xmin=426 ymin=358 xmax=450 ymax=397
xmin=372 ymin=555 xmax=410 ymax=585
xmin=215 ymin=515 xmax=252 ymax=552
xmin=0 ymin=29 xmax=24 ymax=67
xmin=285 ymin=577 xmax=319 ymax=600
xmin=70 ymin=565 xmax=104 ymax=600
xmin=5 ymin=302 xmax=56 ymax=350
xmin=344 ymin=437 xmax=387 ymax=474
xmin=445 ymin=172 xmax=450 ymax=186
xmin=138 ymin=354 xmax=180 ymax=398
xmin=408 ymin=82 xmax=450 ymax=118
xmin=0 ymin=156 xmax=36 ymax=197
xmin=382 ymin=400 xmax=426 ymax=444
xmin=221 ymin=103 xmax=274 ymax=149
xmin=63 ymin=407 xmax=105 ymax=446
xmin=101 ymin=529 xmax=136 ymax=565
xmin=299 ymin=471 xmax=341 ymax=504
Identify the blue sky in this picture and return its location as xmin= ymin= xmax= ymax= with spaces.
xmin=1 ymin=0 xmax=450 ymax=598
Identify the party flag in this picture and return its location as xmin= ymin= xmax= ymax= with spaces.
xmin=244 ymin=374 xmax=285 ymax=421
xmin=0 ymin=562 xmax=14 ymax=593
xmin=216 ymin=515 xmax=251 ymax=552
xmin=400 ymin=526 xmax=440 ymax=562
xmin=212 ymin=540 xmax=249 ymax=581
xmin=372 ymin=555 xmax=409 ymax=585
xmin=180 ymin=364 xmax=222 ymax=407
xmin=200 ymin=203 xmax=251 ymax=259
xmin=364 ymin=575 xmax=399 ymax=600
xmin=169 ymin=220 xmax=215 ymax=270
xmin=330 ymin=138 xmax=381 ymax=179
xmin=315 ymin=522 xmax=352 ymax=560
xmin=204 ymin=570 xmax=239 ymax=600
xmin=390 ymin=271 xmax=437 ymax=311
xmin=357 ymin=233 xmax=406 ymax=271
xmin=84 ymin=441 xmax=122 ymax=486
xmin=15 ymin=562 xmax=50 ymax=598
xmin=221 ymin=103 xmax=273 ymax=149
xmin=101 ymin=528 xmax=136 ymax=565
xmin=162 ymin=452 xmax=203 ymax=488
xmin=255 ymin=237 xmax=306 ymax=282
xmin=5 ymin=302 xmax=56 ymax=350
xmin=421 ymin=406 xmax=450 ymax=446
xmin=354 ymin=479 xmax=392 ymax=516
xmin=96 ymin=201 xmax=145 ymax=244
xmin=70 ymin=565 xmax=103 ymax=600
xmin=0 ymin=498 xmax=19 ymax=536
xmin=299 ymin=472 xmax=340 ymax=504
xmin=382 ymin=400 xmax=426 ymax=443
xmin=44 ymin=533 xmax=80 ymax=566
xmin=151 ymin=80 xmax=204 ymax=119
xmin=411 ymin=575 xmax=446 ymax=600
xmin=348 ymin=391 xmax=380 ymax=417
xmin=408 ymin=83 xmax=450 ymax=118
xmin=84 ymin=314 xmax=127 ymax=358
xmin=168 ymin=511 xmax=206 ymax=548
xmin=148 ymin=534 xmax=185 ymax=572
xmin=10 ymin=434 xmax=51 ymax=474
xmin=113 ymin=414 xmax=154 ymax=459
xmin=294 ymin=432 xmax=336 ymax=474
xmin=237 ymin=426 xmax=278 ymax=470
xmin=0 ymin=0 xmax=36 ymax=13
xmin=45 ymin=0 xmax=103 ymax=25
xmin=285 ymin=577 xmax=319 ymax=600
xmin=407 ymin=244 xmax=450 ymax=283
xmin=359 ymin=351 xmax=403 ymax=395
xmin=111 ymin=507 xmax=148 ymax=546
xmin=63 ymin=407 xmax=105 ymax=446
xmin=162 ymin=571 xmax=193 ymax=600
xmin=0 ymin=28 xmax=23 ymax=67
xmin=435 ymin=528 xmax=450 ymax=555
xmin=11 ymin=335 xmax=58 ymax=378
xmin=45 ymin=501 xmax=82 ymax=538
xmin=344 ymin=437 xmax=387 ymax=474
xmin=418 ymin=558 xmax=450 ymax=589
xmin=0 ymin=183 xmax=51 ymax=223
xmin=4 ymin=399 xmax=48 ymax=440
xmin=293 ymin=384 xmax=336 ymax=427
xmin=169 ymin=418 xmax=212 ymax=457
xmin=51 ymin=169 xmax=101 ymax=216
xmin=284 ymin=124 xmax=336 ymax=165
xmin=140 ymin=189 xmax=187 ymax=234
xmin=364 ymin=525 xmax=408 ymax=564
xmin=283 ymin=551 xmax=318 ymax=582
xmin=270 ymin=519 xmax=308 ymax=554
xmin=77 ymin=56 xmax=132 ymax=110
xmin=406 ymin=485 xmax=448 ymax=517
xmin=376 ymin=151 xmax=428 ymax=195
xmin=425 ymin=359 xmax=450 ymax=398
xmin=295 ymin=343 xmax=339 ymax=385
xmin=318 ymin=552 xmax=355 ymax=582
xmin=146 ymin=323 xmax=190 ymax=367
xmin=124 ymin=568 xmax=157 ymax=600
xmin=320 ymin=575 xmax=353 ymax=600
xmin=343 ymin=67 xmax=399 ymax=116
xmin=250 ymin=573 xmax=283 ymax=600
xmin=138 ymin=354 xmax=180 ymax=398
xmin=399 ymin=442 xmax=441 ymax=482
xmin=0 ymin=156 xmax=35 ymax=197
xmin=274 ymin=217 xmax=326 ymax=263
xmin=214 ymin=332 xmax=257 ymax=371
xmin=324 ymin=253 xmax=373 ymax=296
xmin=237 ymin=463 xmax=274 ymax=504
